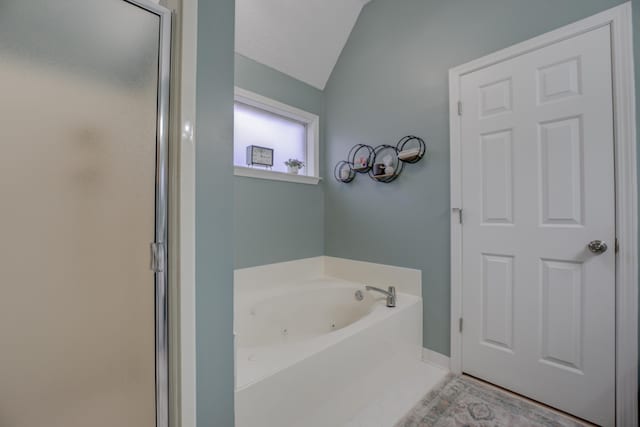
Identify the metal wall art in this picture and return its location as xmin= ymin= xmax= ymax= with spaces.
xmin=334 ymin=136 xmax=426 ymax=184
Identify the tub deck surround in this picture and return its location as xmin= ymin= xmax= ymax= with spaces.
xmin=234 ymin=256 xmax=326 ymax=293
xmin=234 ymin=257 xmax=426 ymax=427
xmin=235 ymin=284 xmax=422 ymax=427
xmin=236 ymin=278 xmax=421 ymax=389
xmin=346 ymin=362 xmax=448 ymax=427
xmin=234 ymin=256 xmax=422 ymax=296
xmin=324 ymin=256 xmax=421 ymax=297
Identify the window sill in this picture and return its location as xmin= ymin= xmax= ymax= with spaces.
xmin=234 ymin=166 xmax=322 ymax=185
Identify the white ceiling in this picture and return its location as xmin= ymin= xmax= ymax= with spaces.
xmin=235 ymin=0 xmax=371 ymax=90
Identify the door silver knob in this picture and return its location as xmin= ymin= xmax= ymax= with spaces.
xmin=587 ymin=240 xmax=608 ymax=254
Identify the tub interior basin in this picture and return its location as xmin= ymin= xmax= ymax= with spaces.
xmin=236 ymin=286 xmax=376 ymax=348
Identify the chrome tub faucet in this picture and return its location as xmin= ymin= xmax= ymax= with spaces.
xmin=365 ymin=285 xmax=396 ymax=308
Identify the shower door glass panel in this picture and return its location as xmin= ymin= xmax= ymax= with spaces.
xmin=0 ymin=1 xmax=160 ymax=426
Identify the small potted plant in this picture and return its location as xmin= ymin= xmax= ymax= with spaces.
xmin=284 ymin=158 xmax=304 ymax=174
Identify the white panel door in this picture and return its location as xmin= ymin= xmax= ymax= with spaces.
xmin=460 ymin=26 xmax=615 ymax=426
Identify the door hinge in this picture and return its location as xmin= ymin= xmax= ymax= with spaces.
xmin=452 ymin=207 xmax=463 ymax=224
xmin=459 ymin=318 xmax=463 ymax=333
xmin=150 ymin=242 xmax=166 ymax=273
xmin=457 ymin=101 xmax=463 ymax=116
xmin=615 ymin=237 xmax=619 ymax=254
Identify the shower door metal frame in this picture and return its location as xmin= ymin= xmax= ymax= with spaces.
xmin=123 ymin=1 xmax=172 ymax=426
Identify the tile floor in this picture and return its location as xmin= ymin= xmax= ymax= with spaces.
xmin=395 ymin=374 xmax=592 ymax=427
xmin=346 ymin=362 xmax=594 ymax=427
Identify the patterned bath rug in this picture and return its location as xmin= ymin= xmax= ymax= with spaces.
xmin=395 ymin=374 xmax=589 ymax=427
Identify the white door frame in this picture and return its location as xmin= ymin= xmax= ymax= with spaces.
xmin=448 ymin=3 xmax=637 ymax=425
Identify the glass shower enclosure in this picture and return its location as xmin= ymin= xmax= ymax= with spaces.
xmin=0 ymin=1 xmax=170 ymax=426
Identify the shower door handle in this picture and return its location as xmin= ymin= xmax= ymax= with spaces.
xmin=150 ymin=242 xmax=166 ymax=272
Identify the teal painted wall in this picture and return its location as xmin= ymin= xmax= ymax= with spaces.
xmin=195 ymin=0 xmax=235 ymax=425
xmin=234 ymin=177 xmax=325 ymax=268
xmin=324 ymin=0 xmax=628 ymax=356
xmin=235 ymin=54 xmax=324 ymax=114
xmin=234 ymin=54 xmax=326 ymax=269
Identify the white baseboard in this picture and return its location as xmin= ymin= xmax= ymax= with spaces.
xmin=422 ymin=348 xmax=451 ymax=371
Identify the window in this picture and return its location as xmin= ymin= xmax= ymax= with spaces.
xmin=233 ymin=87 xmax=320 ymax=184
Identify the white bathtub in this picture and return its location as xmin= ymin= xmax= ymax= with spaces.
xmin=235 ymin=277 xmax=422 ymax=427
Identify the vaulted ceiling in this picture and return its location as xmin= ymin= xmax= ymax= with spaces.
xmin=235 ymin=0 xmax=371 ymax=90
